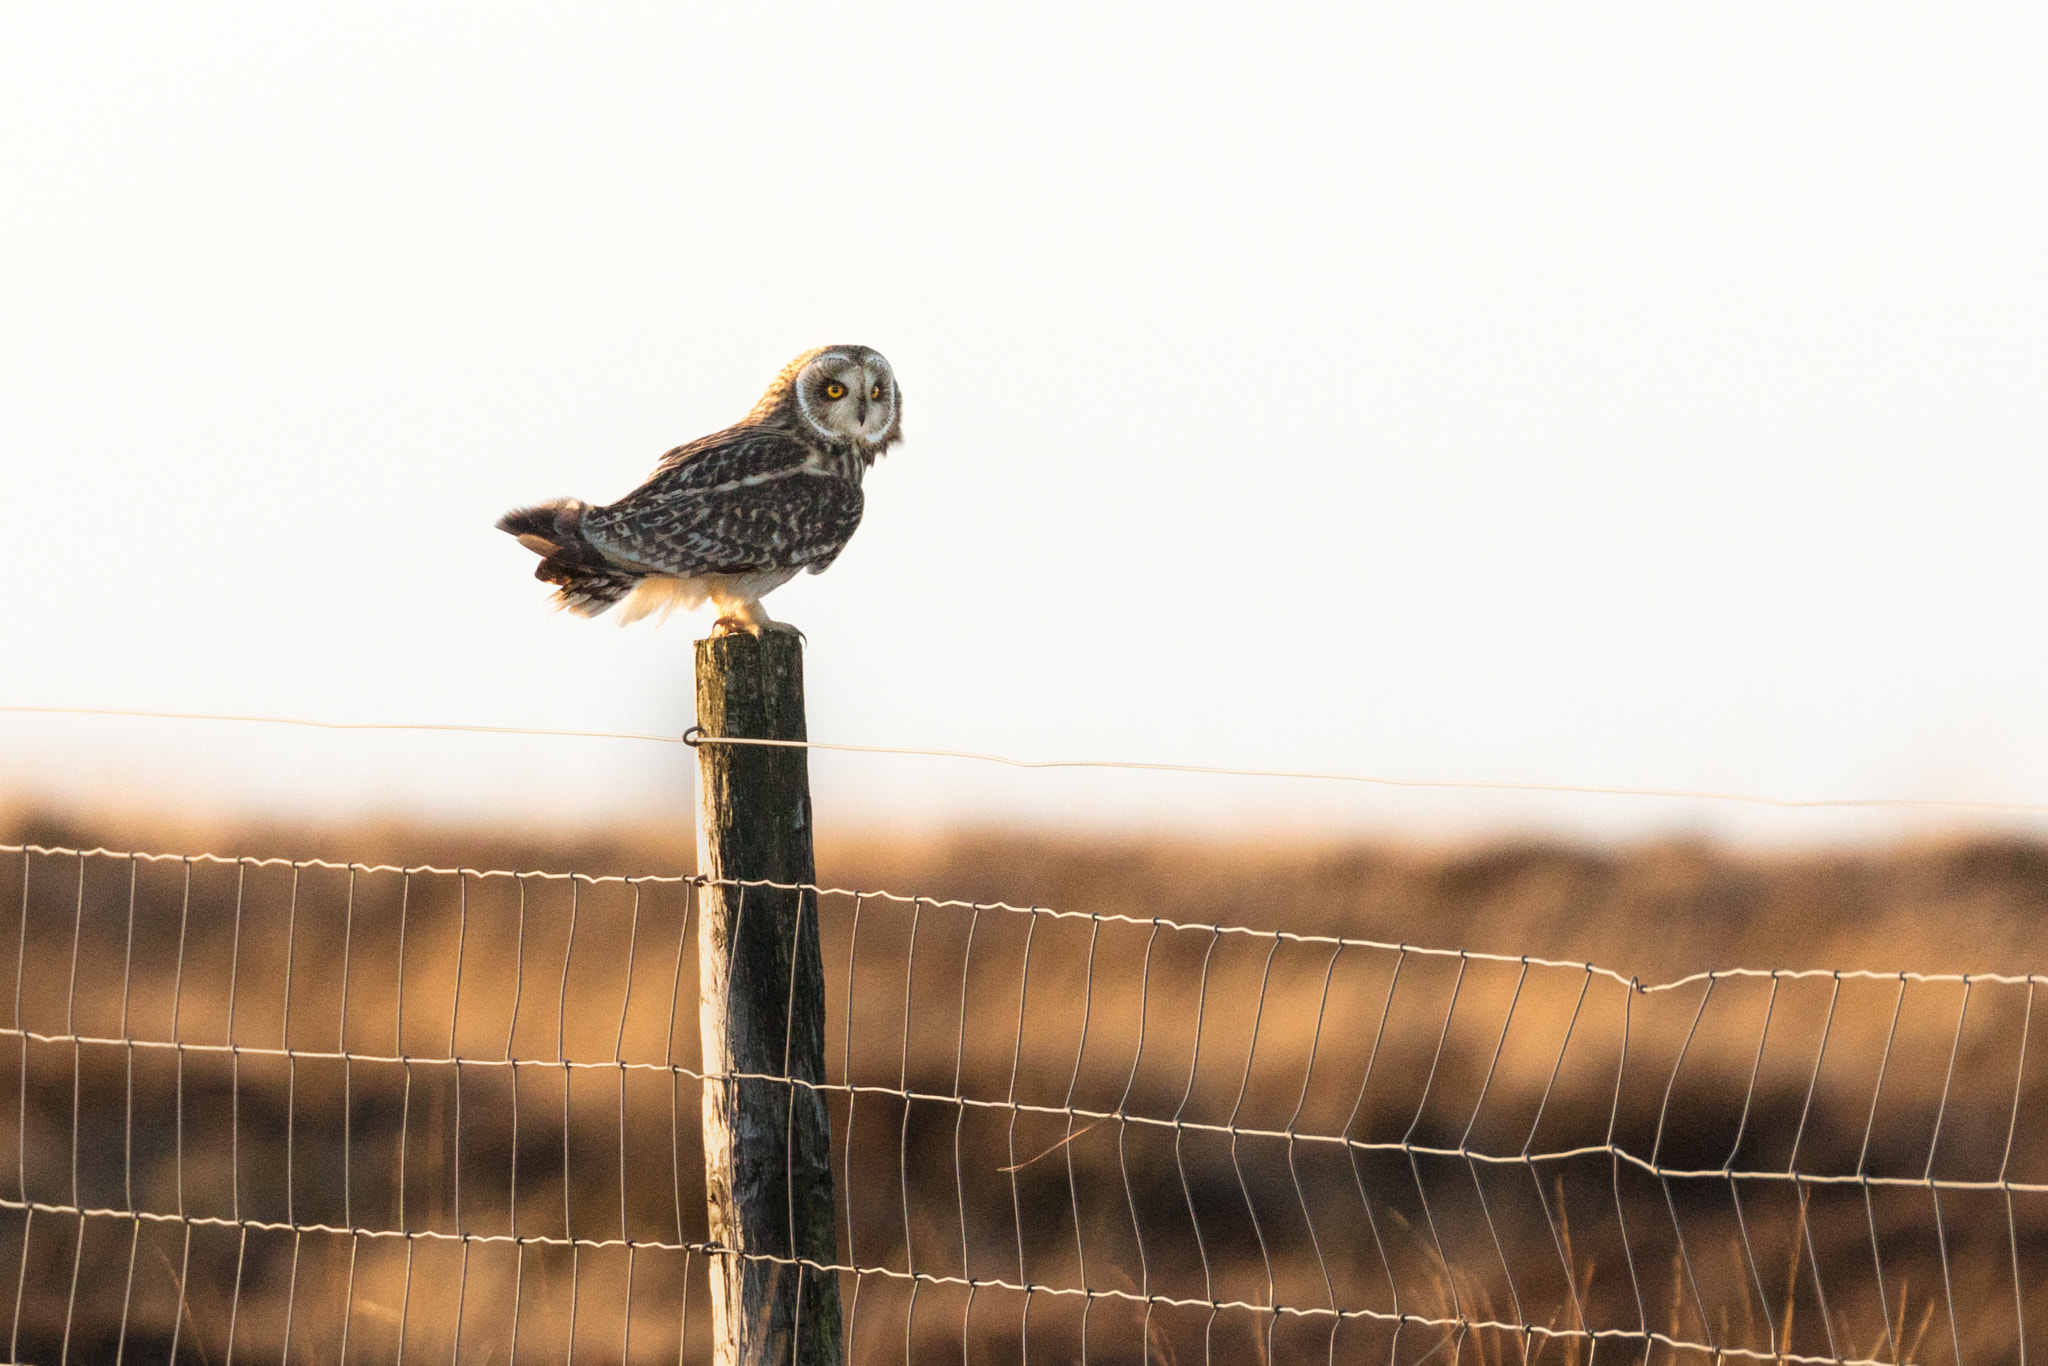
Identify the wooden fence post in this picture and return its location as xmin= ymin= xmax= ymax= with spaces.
xmin=694 ymin=631 xmax=843 ymax=1366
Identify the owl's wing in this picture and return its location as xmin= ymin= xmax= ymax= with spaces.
xmin=582 ymin=429 xmax=863 ymax=577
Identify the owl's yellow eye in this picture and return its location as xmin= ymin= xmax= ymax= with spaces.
xmin=824 ymin=382 xmax=846 ymax=400
xmin=870 ymin=384 xmax=883 ymax=401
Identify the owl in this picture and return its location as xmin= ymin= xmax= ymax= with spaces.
xmin=498 ymin=345 xmax=902 ymax=635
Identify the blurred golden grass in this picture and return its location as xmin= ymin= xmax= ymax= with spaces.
xmin=1 ymin=805 xmax=2044 ymax=1364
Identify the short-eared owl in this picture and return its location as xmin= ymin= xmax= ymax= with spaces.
xmin=498 ymin=345 xmax=901 ymax=635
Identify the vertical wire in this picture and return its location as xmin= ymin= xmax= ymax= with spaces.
xmin=1849 ymin=974 xmax=1914 ymax=1365
xmin=1857 ymin=1181 xmax=1892 ymax=1366
xmin=1649 ymin=976 xmax=1714 ymax=1169
xmin=395 ymin=1230 xmax=416 ymax=1364
xmin=1404 ymin=953 xmax=1472 ymax=1327
xmin=840 ymin=892 xmax=866 ymax=1356
xmin=1927 ymin=978 xmax=1977 ymax=1366
xmin=1792 ymin=1177 xmax=1841 ymax=1362
xmin=279 ymin=1228 xmax=302 ymax=1366
xmin=612 ymin=906 xmax=645 ymax=1366
xmin=338 ymin=864 xmax=360 ymax=1366
xmin=949 ymin=905 xmax=984 ymax=1366
xmin=1281 ymin=943 xmax=1346 ymax=1366
xmin=1528 ymin=1169 xmax=1586 ymax=1354
xmin=449 ymin=1235 xmax=470 ymax=1366
xmin=1223 ymin=935 xmax=1284 ymax=1366
xmin=450 ymin=873 xmax=470 ymax=1240
xmin=2 ymin=853 xmax=22 ymax=1360
xmin=172 ymin=857 xmax=193 ymax=1228
xmin=5 ymin=1206 xmax=27 ymax=1366
xmin=59 ymin=852 xmax=87 ymax=1366
xmin=1923 ymin=977 xmax=1975 ymax=1183
xmin=1007 ymin=911 xmax=1044 ymax=1366
xmin=224 ymin=1223 xmax=249 ymax=1366
xmin=507 ymin=1238 xmax=525 ymax=1366
xmin=898 ymin=898 xmax=923 ymax=1276
xmin=508 ymin=877 xmax=528 ymax=1249
xmin=282 ymin=864 xmax=303 ymax=1238
xmin=1460 ymin=960 xmax=1532 ymax=1352
xmin=902 ymin=1270 xmax=919 ymax=1366
xmin=1342 ymin=950 xmax=1409 ymax=1321
xmin=115 ymin=1218 xmax=141 ymax=1366
xmin=1787 ymin=974 xmax=1843 ymax=1175
xmin=228 ymin=860 xmax=248 ymax=1237
xmin=1003 ymin=911 xmax=1041 ymax=1291
xmin=1112 ymin=920 xmax=1161 ymax=1308
xmin=1522 ymin=967 xmax=1594 ymax=1344
xmin=619 ymin=1242 xmax=636 ymax=1366
xmin=1854 ymin=976 xmax=1911 ymax=1178
xmin=1724 ymin=972 xmax=1780 ymax=1163
xmin=2000 ymin=979 xmax=2035 ymax=1366
xmin=617 ymin=882 xmax=644 ymax=1251
xmin=1459 ymin=959 xmax=1530 ymax=1150
xmin=1651 ymin=976 xmax=1718 ymax=1351
xmin=13 ymin=848 xmax=31 ymax=1219
xmin=1523 ymin=966 xmax=1594 ymax=1151
xmin=1724 ymin=974 xmax=1781 ymax=1350
xmin=396 ymin=871 xmax=415 ymax=1237
xmin=114 ymin=855 xmax=140 ymax=1366
xmin=666 ymin=879 xmax=695 ymax=1264
xmin=1058 ymin=910 xmax=1103 ymax=1357
xmin=566 ymin=1240 xmax=584 ymax=1366
xmin=338 ymin=1234 xmax=360 ymax=1366
xmin=951 ymin=906 xmax=984 ymax=1284
xmin=448 ymin=871 xmax=471 ymax=1360
xmin=167 ymin=854 xmax=197 ymax=1362
xmin=1168 ymin=928 xmax=1222 ymax=1366
xmin=167 ymin=1221 xmax=193 ymax=1366
xmin=1607 ymin=980 xmax=1648 ymax=1342
xmin=559 ymin=877 xmax=584 ymax=1366
xmin=339 ymin=864 xmax=357 ymax=1223
xmin=1930 ymin=1179 xmax=1965 ymax=1366
xmin=559 ymin=878 xmax=582 ymax=1246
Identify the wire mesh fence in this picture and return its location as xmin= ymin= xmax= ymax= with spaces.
xmin=1 ymin=842 xmax=2041 ymax=1365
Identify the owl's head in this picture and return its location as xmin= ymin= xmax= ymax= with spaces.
xmin=753 ymin=345 xmax=902 ymax=460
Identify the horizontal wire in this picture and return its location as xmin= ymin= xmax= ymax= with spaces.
xmin=1 ymin=835 xmax=2016 ymax=1362
xmin=0 ymin=1194 xmax=1915 ymax=1366
xmin=9 ymin=701 xmax=2048 ymax=815
xmin=0 ymin=703 xmax=682 ymax=746
xmin=7 ymin=843 xmax=2044 ymax=993
xmin=689 ymin=732 xmax=2048 ymax=816
xmin=3 ymin=1023 xmax=2038 ymax=1196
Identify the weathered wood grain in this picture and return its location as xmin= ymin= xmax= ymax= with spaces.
xmin=695 ymin=631 xmax=842 ymax=1366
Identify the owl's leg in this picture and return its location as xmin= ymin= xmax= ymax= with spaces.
xmin=709 ymin=598 xmax=803 ymax=639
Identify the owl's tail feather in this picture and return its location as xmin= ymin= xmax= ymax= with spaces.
xmin=496 ymin=500 xmax=642 ymax=617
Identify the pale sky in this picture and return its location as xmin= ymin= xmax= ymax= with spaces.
xmin=4 ymin=6 xmax=2046 ymax=845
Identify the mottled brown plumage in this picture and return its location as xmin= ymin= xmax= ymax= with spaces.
xmin=498 ymin=345 xmax=902 ymax=634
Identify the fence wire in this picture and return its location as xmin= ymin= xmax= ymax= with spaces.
xmin=0 ymin=843 xmax=2041 ymax=1365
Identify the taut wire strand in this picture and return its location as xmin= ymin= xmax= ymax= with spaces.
xmin=9 ymin=701 xmax=2048 ymax=814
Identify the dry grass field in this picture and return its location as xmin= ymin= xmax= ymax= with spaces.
xmin=2 ymin=806 xmax=2044 ymax=1365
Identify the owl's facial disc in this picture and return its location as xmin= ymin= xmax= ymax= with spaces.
xmin=797 ymin=350 xmax=897 ymax=448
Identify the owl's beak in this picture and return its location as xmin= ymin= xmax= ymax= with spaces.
xmin=856 ymin=395 xmax=869 ymax=425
